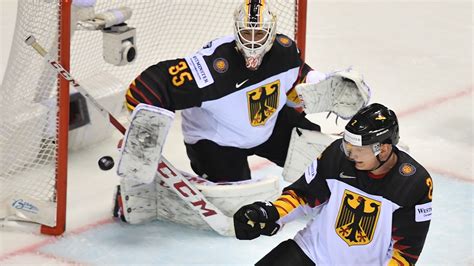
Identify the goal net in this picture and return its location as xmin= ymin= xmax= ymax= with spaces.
xmin=0 ymin=0 xmax=307 ymax=235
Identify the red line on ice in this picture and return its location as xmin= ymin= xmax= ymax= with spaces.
xmin=397 ymin=87 xmax=472 ymax=118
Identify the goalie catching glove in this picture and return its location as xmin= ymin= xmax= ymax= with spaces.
xmin=233 ymin=201 xmax=280 ymax=240
xmin=297 ymin=68 xmax=371 ymax=119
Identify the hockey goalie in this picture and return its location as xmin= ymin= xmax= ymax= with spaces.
xmin=112 ymin=0 xmax=370 ymax=236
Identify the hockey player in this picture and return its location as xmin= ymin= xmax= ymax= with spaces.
xmin=233 ymin=103 xmax=433 ymax=265
xmin=122 ymin=0 xmax=369 ymax=183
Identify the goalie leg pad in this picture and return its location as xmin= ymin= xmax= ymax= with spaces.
xmin=297 ymin=68 xmax=371 ymax=119
xmin=197 ymin=175 xmax=280 ymax=217
xmin=154 ymin=173 xmax=280 ymax=231
xmin=283 ymin=128 xmax=335 ymax=182
xmin=118 ymin=178 xmax=158 ymax=224
xmin=154 ymin=179 xmax=212 ymax=230
xmin=117 ymin=103 xmax=174 ymax=184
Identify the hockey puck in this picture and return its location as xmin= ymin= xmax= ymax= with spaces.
xmin=98 ymin=156 xmax=115 ymax=171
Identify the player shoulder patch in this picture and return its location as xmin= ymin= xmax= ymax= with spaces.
xmin=415 ymin=202 xmax=432 ymax=222
xmin=304 ymin=159 xmax=318 ymax=184
xmin=213 ymin=58 xmax=228 ymax=73
xmin=399 ymin=163 xmax=416 ymax=176
xmin=276 ymin=36 xmax=293 ymax=47
xmin=184 ymin=53 xmax=214 ymax=88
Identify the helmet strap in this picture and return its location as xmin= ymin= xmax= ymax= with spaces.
xmin=370 ymin=147 xmax=394 ymax=172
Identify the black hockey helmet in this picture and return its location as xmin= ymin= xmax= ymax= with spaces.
xmin=344 ymin=103 xmax=399 ymax=146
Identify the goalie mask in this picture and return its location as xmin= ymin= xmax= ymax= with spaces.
xmin=234 ymin=0 xmax=277 ymax=70
xmin=343 ymin=103 xmax=399 ymax=160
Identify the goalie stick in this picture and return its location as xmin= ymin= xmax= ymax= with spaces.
xmin=25 ymin=35 xmax=235 ymax=236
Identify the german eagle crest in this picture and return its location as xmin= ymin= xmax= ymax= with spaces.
xmin=335 ymin=190 xmax=381 ymax=246
xmin=247 ymin=80 xmax=280 ymax=126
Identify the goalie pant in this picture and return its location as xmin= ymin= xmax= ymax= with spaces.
xmin=124 ymin=34 xmax=325 ymax=182
xmin=267 ymin=139 xmax=433 ymax=265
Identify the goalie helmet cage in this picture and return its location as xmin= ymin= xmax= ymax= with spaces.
xmin=0 ymin=0 xmax=307 ymax=236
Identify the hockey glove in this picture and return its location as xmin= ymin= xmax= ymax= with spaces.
xmin=296 ymin=68 xmax=371 ymax=119
xmin=233 ymin=201 xmax=280 ymax=240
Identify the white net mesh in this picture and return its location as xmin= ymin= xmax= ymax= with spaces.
xmin=0 ymin=0 xmax=300 ymax=228
xmin=0 ymin=0 xmax=61 ymax=226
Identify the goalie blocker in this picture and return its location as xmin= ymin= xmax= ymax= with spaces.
xmin=117 ymin=103 xmax=174 ymax=184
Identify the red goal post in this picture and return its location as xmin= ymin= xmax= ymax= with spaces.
xmin=0 ymin=0 xmax=307 ymax=236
